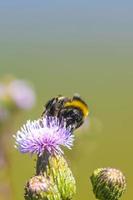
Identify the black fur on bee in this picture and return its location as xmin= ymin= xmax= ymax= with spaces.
xmin=42 ymin=94 xmax=89 ymax=131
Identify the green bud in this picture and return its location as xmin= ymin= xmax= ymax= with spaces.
xmin=24 ymin=175 xmax=61 ymax=200
xmin=45 ymin=154 xmax=76 ymax=200
xmin=90 ymin=167 xmax=126 ymax=200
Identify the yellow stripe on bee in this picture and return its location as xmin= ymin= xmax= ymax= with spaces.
xmin=64 ymin=100 xmax=89 ymax=117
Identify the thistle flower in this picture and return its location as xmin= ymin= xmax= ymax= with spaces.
xmin=14 ymin=117 xmax=74 ymax=156
xmin=90 ymin=167 xmax=126 ymax=200
xmin=25 ymin=175 xmax=61 ymax=200
xmin=8 ymin=80 xmax=36 ymax=110
xmin=26 ymin=175 xmax=50 ymax=194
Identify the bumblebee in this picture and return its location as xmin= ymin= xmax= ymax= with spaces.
xmin=42 ymin=94 xmax=89 ymax=131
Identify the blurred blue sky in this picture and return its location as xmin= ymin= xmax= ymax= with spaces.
xmin=0 ymin=0 xmax=133 ymax=44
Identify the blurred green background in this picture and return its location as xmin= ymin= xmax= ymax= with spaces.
xmin=0 ymin=0 xmax=133 ymax=199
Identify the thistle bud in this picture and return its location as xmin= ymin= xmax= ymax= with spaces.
xmin=24 ymin=175 xmax=60 ymax=200
xmin=90 ymin=168 xmax=126 ymax=200
xmin=45 ymin=155 xmax=76 ymax=200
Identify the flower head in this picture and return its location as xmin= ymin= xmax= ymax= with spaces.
xmin=27 ymin=175 xmax=50 ymax=194
xmin=90 ymin=167 xmax=126 ymax=200
xmin=8 ymin=80 xmax=36 ymax=110
xmin=14 ymin=117 xmax=74 ymax=156
xmin=25 ymin=175 xmax=61 ymax=200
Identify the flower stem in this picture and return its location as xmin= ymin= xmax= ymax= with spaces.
xmin=36 ymin=152 xmax=50 ymax=175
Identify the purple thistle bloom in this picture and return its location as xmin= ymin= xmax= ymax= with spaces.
xmin=8 ymin=80 xmax=36 ymax=110
xmin=14 ymin=117 xmax=74 ymax=156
